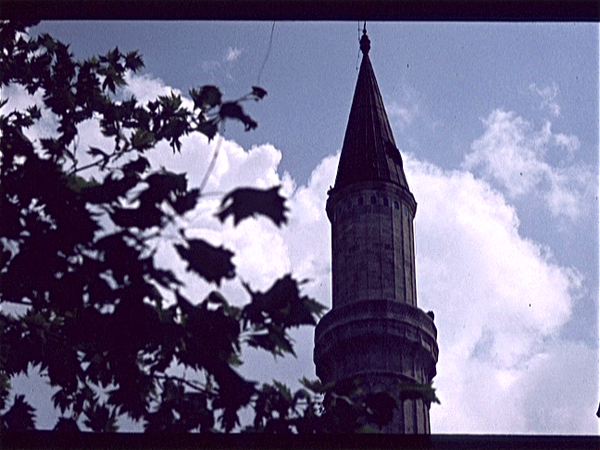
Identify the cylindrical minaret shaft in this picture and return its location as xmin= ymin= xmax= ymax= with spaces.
xmin=328 ymin=181 xmax=417 ymax=309
xmin=314 ymin=29 xmax=438 ymax=434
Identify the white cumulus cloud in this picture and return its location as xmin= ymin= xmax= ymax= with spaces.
xmin=404 ymin=155 xmax=592 ymax=433
xmin=463 ymin=109 xmax=592 ymax=220
xmin=388 ymin=83 xmax=422 ymax=130
xmin=530 ymin=82 xmax=561 ymax=117
xmin=225 ymin=46 xmax=243 ymax=63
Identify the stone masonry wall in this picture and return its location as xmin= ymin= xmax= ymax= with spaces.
xmin=316 ymin=180 xmax=438 ymax=433
xmin=327 ymin=181 xmax=418 ymax=310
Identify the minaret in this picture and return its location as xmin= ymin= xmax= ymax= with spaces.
xmin=314 ymin=29 xmax=439 ymax=434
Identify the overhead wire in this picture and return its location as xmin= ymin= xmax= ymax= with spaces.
xmin=356 ymin=21 xmax=361 ymax=70
xmin=257 ymin=21 xmax=276 ymax=86
xmin=198 ymin=22 xmax=275 ymax=198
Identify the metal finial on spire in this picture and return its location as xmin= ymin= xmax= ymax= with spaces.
xmin=360 ymin=23 xmax=370 ymax=55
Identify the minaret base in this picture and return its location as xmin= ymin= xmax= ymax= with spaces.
xmin=314 ymin=300 xmax=438 ymax=434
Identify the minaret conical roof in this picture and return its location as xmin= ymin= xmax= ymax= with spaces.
xmin=333 ymin=30 xmax=409 ymax=191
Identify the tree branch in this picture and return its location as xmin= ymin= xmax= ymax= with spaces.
xmin=153 ymin=373 xmax=209 ymax=395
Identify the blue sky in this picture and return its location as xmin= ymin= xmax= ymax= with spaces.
xmin=6 ymin=21 xmax=599 ymax=434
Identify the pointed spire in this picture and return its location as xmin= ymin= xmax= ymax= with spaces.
xmin=332 ymin=29 xmax=409 ymax=191
xmin=360 ymin=23 xmax=370 ymax=55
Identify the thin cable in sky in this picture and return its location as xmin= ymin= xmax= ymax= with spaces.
xmin=257 ymin=22 xmax=275 ymax=86
xmin=356 ymin=21 xmax=361 ymax=70
xmin=199 ymin=122 xmax=225 ymax=195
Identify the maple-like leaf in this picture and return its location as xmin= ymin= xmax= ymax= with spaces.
xmin=0 ymin=373 xmax=10 ymax=411
xmin=251 ymin=86 xmax=268 ymax=100
xmin=2 ymin=394 xmax=36 ymax=431
xmin=83 ymin=402 xmax=119 ymax=432
xmin=190 ymin=85 xmax=222 ymax=111
xmin=53 ymin=417 xmax=80 ymax=432
xmin=240 ymin=275 xmax=325 ymax=359
xmin=124 ymin=50 xmax=144 ymax=72
xmin=216 ymin=186 xmax=288 ymax=227
xmin=219 ymin=102 xmax=257 ymax=131
xmin=170 ymin=187 xmax=200 ymax=216
xmin=122 ymin=156 xmax=150 ymax=176
xmin=174 ymin=238 xmax=235 ymax=285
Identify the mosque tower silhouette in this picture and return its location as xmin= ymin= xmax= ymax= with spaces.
xmin=314 ymin=28 xmax=439 ymax=434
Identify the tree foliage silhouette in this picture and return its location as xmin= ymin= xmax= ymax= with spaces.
xmin=0 ymin=21 xmax=436 ymax=433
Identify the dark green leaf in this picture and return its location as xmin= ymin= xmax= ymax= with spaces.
xmin=0 ymin=373 xmax=11 ymax=411
xmin=2 ymin=394 xmax=36 ymax=431
xmin=179 ymin=392 xmax=214 ymax=432
xmin=83 ymin=402 xmax=119 ymax=432
xmin=122 ymin=156 xmax=150 ymax=176
xmin=245 ymin=332 xmax=286 ymax=356
xmin=216 ymin=185 xmax=288 ymax=227
xmin=195 ymin=119 xmax=218 ymax=141
xmin=242 ymin=275 xmax=323 ymax=329
xmin=206 ymin=291 xmax=227 ymax=306
xmin=242 ymin=275 xmax=326 ymax=358
xmin=141 ymin=171 xmax=187 ymax=202
xmin=396 ymin=382 xmax=440 ymax=405
xmin=170 ymin=188 xmax=200 ymax=216
xmin=148 ymin=266 xmax=183 ymax=289
xmin=219 ymin=102 xmax=257 ymax=131
xmin=106 ymin=373 xmax=155 ymax=422
xmin=124 ymin=50 xmax=144 ymax=72
xmin=52 ymin=389 xmax=73 ymax=414
xmin=26 ymin=105 xmax=41 ymax=121
xmin=158 ymin=92 xmax=182 ymax=111
xmin=174 ymin=238 xmax=235 ymax=286
xmin=53 ymin=417 xmax=80 ymax=432
xmin=213 ymin=373 xmax=255 ymax=433
xmin=40 ymin=137 xmax=63 ymax=159
xmin=190 ymin=85 xmax=222 ymax=111
xmin=82 ymin=171 xmax=138 ymax=204
xmin=251 ymin=86 xmax=268 ymax=100
xmin=299 ymin=377 xmax=327 ymax=395
xmin=65 ymin=173 xmax=100 ymax=194
xmin=111 ymin=205 xmax=162 ymax=229
xmin=130 ymin=128 xmax=155 ymax=151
